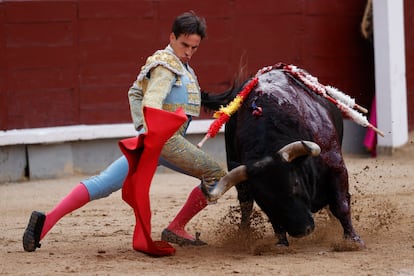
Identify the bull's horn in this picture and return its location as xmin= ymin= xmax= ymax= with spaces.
xmin=201 ymin=165 xmax=248 ymax=203
xmin=278 ymin=141 xmax=321 ymax=162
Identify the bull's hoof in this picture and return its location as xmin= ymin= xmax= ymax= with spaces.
xmin=349 ymin=235 xmax=366 ymax=249
xmin=332 ymin=236 xmax=366 ymax=251
xmin=276 ymin=238 xmax=289 ymax=247
xmin=238 ymin=221 xmax=252 ymax=232
xmin=275 ymin=231 xmax=289 ymax=247
xmin=347 ymin=234 xmax=366 ymax=248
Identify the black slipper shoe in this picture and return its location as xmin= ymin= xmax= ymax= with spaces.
xmin=161 ymin=228 xmax=207 ymax=246
xmin=23 ymin=211 xmax=46 ymax=252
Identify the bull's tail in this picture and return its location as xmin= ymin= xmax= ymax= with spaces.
xmin=201 ymin=86 xmax=239 ymax=112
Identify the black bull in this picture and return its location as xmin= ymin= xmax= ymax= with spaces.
xmin=201 ymin=66 xmax=365 ymax=247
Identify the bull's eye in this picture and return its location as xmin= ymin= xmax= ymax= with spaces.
xmin=292 ymin=179 xmax=300 ymax=194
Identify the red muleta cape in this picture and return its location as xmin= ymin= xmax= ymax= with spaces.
xmin=119 ymin=106 xmax=187 ymax=257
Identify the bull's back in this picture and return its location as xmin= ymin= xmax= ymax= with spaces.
xmin=233 ymin=69 xmax=343 ymax=163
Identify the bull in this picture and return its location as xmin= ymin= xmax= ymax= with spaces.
xmin=201 ymin=63 xmax=365 ymax=248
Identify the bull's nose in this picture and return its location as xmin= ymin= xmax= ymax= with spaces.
xmin=305 ymin=224 xmax=315 ymax=235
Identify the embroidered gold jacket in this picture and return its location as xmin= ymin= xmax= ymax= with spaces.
xmin=128 ymin=45 xmax=201 ymax=131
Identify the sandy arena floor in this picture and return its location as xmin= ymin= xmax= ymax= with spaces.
xmin=1 ymin=134 xmax=413 ymax=275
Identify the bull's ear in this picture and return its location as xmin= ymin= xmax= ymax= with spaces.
xmin=278 ymin=141 xmax=321 ymax=162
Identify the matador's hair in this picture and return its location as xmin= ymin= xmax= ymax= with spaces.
xmin=172 ymin=11 xmax=207 ymax=40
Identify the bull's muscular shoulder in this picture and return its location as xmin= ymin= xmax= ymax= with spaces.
xmin=137 ymin=50 xmax=185 ymax=81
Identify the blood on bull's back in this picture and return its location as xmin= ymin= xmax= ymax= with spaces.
xmin=235 ymin=69 xmax=342 ymax=162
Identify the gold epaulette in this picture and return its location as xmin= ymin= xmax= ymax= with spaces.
xmin=137 ymin=50 xmax=185 ymax=82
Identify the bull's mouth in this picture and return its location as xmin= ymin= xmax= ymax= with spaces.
xmin=288 ymin=223 xmax=315 ymax=238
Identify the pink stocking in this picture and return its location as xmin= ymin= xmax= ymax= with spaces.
xmin=41 ymin=183 xmax=90 ymax=239
xmin=166 ymin=186 xmax=207 ymax=240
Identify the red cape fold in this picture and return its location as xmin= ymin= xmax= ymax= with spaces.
xmin=119 ymin=106 xmax=187 ymax=256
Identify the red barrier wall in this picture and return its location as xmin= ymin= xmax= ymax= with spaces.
xmin=0 ymin=0 xmax=412 ymax=130
xmin=405 ymin=0 xmax=414 ymax=130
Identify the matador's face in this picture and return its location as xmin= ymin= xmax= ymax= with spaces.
xmin=169 ymin=33 xmax=201 ymax=64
